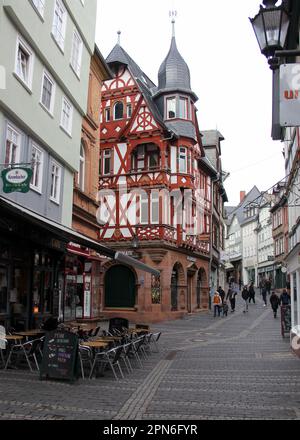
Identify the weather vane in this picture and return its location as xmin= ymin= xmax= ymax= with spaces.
xmin=169 ymin=10 xmax=177 ymax=37
xmin=117 ymin=30 xmax=121 ymax=45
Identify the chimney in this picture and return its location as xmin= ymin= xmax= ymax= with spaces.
xmin=240 ymin=191 xmax=246 ymax=202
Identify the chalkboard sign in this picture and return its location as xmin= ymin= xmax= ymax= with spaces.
xmin=281 ymin=305 xmax=291 ymax=337
xmin=40 ymin=330 xmax=79 ymax=382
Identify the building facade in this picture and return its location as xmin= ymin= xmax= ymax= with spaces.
xmin=0 ymin=0 xmax=98 ymax=329
xmin=97 ymin=27 xmax=220 ymax=323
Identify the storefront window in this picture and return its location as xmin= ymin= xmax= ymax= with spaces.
xmin=33 ymin=251 xmax=54 ymax=316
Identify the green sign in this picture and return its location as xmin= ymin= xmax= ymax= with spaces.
xmin=1 ymin=167 xmax=33 ymax=193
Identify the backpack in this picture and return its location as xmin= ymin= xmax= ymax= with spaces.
xmin=213 ymin=295 xmax=221 ymax=305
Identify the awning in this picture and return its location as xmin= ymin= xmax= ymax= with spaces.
xmin=0 ymin=196 xmax=160 ymax=277
xmin=225 ymin=262 xmax=234 ymax=270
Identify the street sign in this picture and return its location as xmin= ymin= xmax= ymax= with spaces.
xmin=1 ymin=167 xmax=32 ymax=193
xmin=280 ymin=63 xmax=300 ymax=127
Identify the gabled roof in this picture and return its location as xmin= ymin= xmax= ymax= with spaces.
xmin=225 ymin=186 xmax=261 ymax=226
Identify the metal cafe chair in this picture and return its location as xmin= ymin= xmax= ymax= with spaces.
xmin=89 ymin=346 xmax=124 ymax=380
xmin=151 ymin=332 xmax=161 ymax=352
xmin=0 ymin=325 xmax=7 ymax=368
xmin=78 ymin=345 xmax=93 ymax=379
xmin=5 ymin=338 xmax=41 ymax=372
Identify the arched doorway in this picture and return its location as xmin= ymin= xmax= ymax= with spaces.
xmin=197 ymin=268 xmax=207 ymax=309
xmin=105 ymin=265 xmax=136 ymax=308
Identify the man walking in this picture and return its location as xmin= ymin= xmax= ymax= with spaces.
xmin=226 ymin=288 xmax=237 ymax=312
xmin=270 ymin=291 xmax=280 ymax=318
xmin=242 ymin=285 xmax=249 ymax=313
xmin=212 ymin=291 xmax=222 ymax=317
xmin=262 ymin=286 xmax=267 ymax=307
xmin=248 ymin=282 xmax=256 ymax=304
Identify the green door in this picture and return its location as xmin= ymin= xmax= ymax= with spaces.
xmin=105 ymin=265 xmax=136 ymax=308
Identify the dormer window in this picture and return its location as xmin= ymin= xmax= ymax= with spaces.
xmin=166 ymin=96 xmax=190 ymax=120
xmin=113 ymin=101 xmax=123 ymax=120
xmin=166 ymin=97 xmax=176 ymax=119
xmin=179 ymin=97 xmax=188 ymax=119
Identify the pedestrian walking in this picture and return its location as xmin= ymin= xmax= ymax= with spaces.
xmin=279 ymin=289 xmax=291 ymax=306
xmin=248 ymin=282 xmax=256 ymax=304
xmin=241 ymin=285 xmax=249 ymax=313
xmin=217 ymin=286 xmax=225 ymax=303
xmin=261 ymin=286 xmax=267 ymax=307
xmin=226 ymin=288 xmax=237 ymax=312
xmin=212 ymin=291 xmax=222 ymax=317
xmin=270 ymin=291 xmax=280 ymax=318
xmin=239 ymin=278 xmax=242 ymax=291
xmin=222 ymin=300 xmax=229 ymax=317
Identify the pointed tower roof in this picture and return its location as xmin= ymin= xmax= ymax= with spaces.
xmin=153 ymin=21 xmax=198 ymax=101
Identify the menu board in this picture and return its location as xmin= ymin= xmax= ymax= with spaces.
xmin=281 ymin=305 xmax=291 ymax=337
xmin=40 ymin=330 xmax=79 ymax=382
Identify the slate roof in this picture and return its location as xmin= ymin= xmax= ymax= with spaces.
xmin=201 ymin=130 xmax=225 ymax=146
xmin=157 ymin=36 xmax=191 ymax=92
xmin=105 ymin=40 xmax=199 ymax=141
xmin=226 ymin=186 xmax=261 ymax=226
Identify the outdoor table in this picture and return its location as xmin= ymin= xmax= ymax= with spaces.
xmin=5 ymin=335 xmax=24 ymax=341
xmin=94 ymin=336 xmax=123 ymax=342
xmin=14 ymin=330 xmax=45 ymax=341
xmin=80 ymin=341 xmax=109 ymax=349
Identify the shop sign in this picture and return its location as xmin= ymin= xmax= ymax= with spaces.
xmin=280 ymin=64 xmax=300 ymax=127
xmin=1 ymin=167 xmax=32 ymax=193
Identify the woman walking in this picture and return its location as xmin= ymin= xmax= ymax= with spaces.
xmin=226 ymin=288 xmax=237 ymax=312
xmin=270 ymin=291 xmax=280 ymax=318
xmin=248 ymin=282 xmax=256 ymax=304
xmin=242 ymin=285 xmax=249 ymax=313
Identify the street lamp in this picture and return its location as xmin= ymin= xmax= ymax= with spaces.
xmin=250 ymin=0 xmax=290 ymax=66
xmin=249 ymin=1 xmax=291 ymax=140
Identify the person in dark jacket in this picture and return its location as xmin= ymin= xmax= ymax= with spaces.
xmin=241 ymin=286 xmax=249 ymax=313
xmin=279 ymin=289 xmax=291 ymax=305
xmin=226 ymin=288 xmax=237 ymax=312
xmin=261 ymin=286 xmax=267 ymax=307
xmin=270 ymin=291 xmax=280 ymax=318
xmin=248 ymin=282 xmax=256 ymax=304
xmin=217 ymin=286 xmax=225 ymax=303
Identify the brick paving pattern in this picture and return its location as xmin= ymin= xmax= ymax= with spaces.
xmin=0 ymin=292 xmax=299 ymax=420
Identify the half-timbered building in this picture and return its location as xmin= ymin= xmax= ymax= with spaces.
xmin=98 ymin=26 xmax=214 ymax=322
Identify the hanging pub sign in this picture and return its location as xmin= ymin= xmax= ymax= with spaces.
xmin=280 ymin=63 xmax=300 ymax=127
xmin=1 ymin=167 xmax=33 ymax=193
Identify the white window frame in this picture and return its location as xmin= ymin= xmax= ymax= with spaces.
xmin=70 ymin=28 xmax=83 ymax=78
xmin=30 ymin=143 xmax=44 ymax=193
xmin=113 ymin=101 xmax=124 ymax=120
xmin=126 ymin=103 xmax=132 ymax=118
xmin=78 ymin=142 xmax=85 ymax=191
xmin=50 ymin=160 xmax=61 ymax=204
xmin=103 ymin=149 xmax=112 ymax=175
xmin=166 ymin=96 xmax=176 ymax=119
xmin=60 ymin=96 xmax=73 ymax=136
xmin=14 ymin=35 xmax=35 ymax=90
xmin=5 ymin=124 xmax=21 ymax=167
xmin=151 ymin=191 xmax=159 ymax=224
xmin=179 ymin=146 xmax=187 ymax=173
xmin=30 ymin=0 xmax=45 ymax=18
xmin=40 ymin=69 xmax=56 ymax=115
xmin=140 ymin=192 xmax=149 ymax=225
xmin=52 ymin=0 xmax=67 ymax=51
xmin=179 ymin=97 xmax=188 ymax=119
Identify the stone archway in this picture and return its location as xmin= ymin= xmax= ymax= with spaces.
xmin=197 ymin=268 xmax=208 ymax=309
xmin=171 ymin=262 xmax=185 ymax=311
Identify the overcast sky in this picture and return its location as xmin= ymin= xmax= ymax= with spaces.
xmin=95 ymin=0 xmax=285 ymax=206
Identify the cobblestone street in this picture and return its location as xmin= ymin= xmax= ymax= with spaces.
xmin=0 ymin=293 xmax=299 ymax=420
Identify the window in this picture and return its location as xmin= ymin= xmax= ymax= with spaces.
xmin=15 ymin=36 xmax=34 ymax=89
xmin=40 ymin=70 xmax=55 ymax=114
xmin=50 ymin=161 xmax=61 ymax=203
xmin=105 ymin=107 xmax=110 ymax=122
xmin=60 ymin=97 xmax=73 ymax=135
xmin=30 ymin=144 xmax=43 ymax=192
xmin=52 ymin=0 xmax=67 ymax=50
xmin=127 ymin=104 xmax=132 ymax=118
xmin=179 ymin=147 xmax=187 ymax=173
xmin=140 ymin=192 xmax=149 ymax=224
xmin=136 ymin=145 xmax=145 ymax=170
xmin=151 ymin=191 xmax=159 ymax=224
xmin=113 ymin=101 xmax=123 ymax=120
xmin=78 ymin=143 xmax=85 ymax=191
xmin=70 ymin=29 xmax=83 ymax=77
xmin=166 ymin=97 xmax=176 ymax=119
xmin=148 ymin=151 xmax=159 ymax=168
xmin=5 ymin=124 xmax=20 ymax=166
xmin=179 ymin=97 xmax=188 ymax=119
xmin=103 ymin=149 xmax=112 ymax=175
xmin=31 ymin=0 xmax=45 ymax=17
